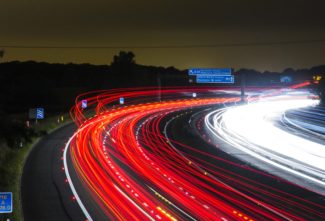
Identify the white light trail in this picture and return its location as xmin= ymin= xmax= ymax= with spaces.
xmin=205 ymin=95 xmax=325 ymax=189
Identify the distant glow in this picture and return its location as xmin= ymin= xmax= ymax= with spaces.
xmin=313 ymin=75 xmax=322 ymax=81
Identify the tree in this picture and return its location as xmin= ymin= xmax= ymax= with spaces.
xmin=0 ymin=50 xmax=4 ymax=58
xmin=319 ymin=76 xmax=325 ymax=106
xmin=111 ymin=51 xmax=135 ymax=66
xmin=282 ymin=68 xmax=295 ymax=74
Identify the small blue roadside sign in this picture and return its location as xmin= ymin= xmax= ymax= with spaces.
xmin=119 ymin=97 xmax=124 ymax=104
xmin=280 ymin=76 xmax=293 ymax=83
xmin=0 ymin=192 xmax=13 ymax=213
xmin=196 ymin=75 xmax=234 ymax=83
xmin=36 ymin=108 xmax=44 ymax=119
xmin=81 ymin=99 xmax=87 ymax=109
xmin=188 ymin=68 xmax=232 ymax=76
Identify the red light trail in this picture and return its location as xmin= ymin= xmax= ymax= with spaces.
xmin=63 ymin=87 xmax=324 ymax=221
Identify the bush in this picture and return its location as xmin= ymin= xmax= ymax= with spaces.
xmin=0 ymin=117 xmax=37 ymax=149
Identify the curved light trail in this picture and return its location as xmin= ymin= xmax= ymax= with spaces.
xmin=206 ymin=93 xmax=325 ymax=189
xmin=63 ymin=87 xmax=324 ymax=221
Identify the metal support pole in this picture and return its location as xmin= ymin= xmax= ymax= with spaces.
xmin=241 ymin=72 xmax=246 ymax=102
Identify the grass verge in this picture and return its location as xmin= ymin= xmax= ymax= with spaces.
xmin=0 ymin=113 xmax=72 ymax=221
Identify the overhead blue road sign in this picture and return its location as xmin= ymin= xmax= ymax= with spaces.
xmin=188 ymin=68 xmax=232 ymax=76
xmin=196 ymin=75 xmax=234 ymax=83
xmin=81 ymin=100 xmax=87 ymax=109
xmin=119 ymin=97 xmax=124 ymax=104
xmin=0 ymin=192 xmax=12 ymax=213
xmin=36 ymin=108 xmax=44 ymax=119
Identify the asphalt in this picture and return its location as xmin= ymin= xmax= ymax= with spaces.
xmin=165 ymin=107 xmax=325 ymax=220
xmin=21 ymin=123 xmax=85 ymax=221
xmin=20 ymin=105 xmax=325 ymax=221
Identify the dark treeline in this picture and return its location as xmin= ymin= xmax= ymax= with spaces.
xmin=0 ymin=51 xmax=324 ymax=149
xmin=0 ymin=53 xmax=188 ymax=114
xmin=0 ymin=51 xmax=324 ymax=115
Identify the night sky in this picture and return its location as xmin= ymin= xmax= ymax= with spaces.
xmin=1 ymin=0 xmax=325 ymax=71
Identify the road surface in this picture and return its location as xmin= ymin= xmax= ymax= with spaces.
xmin=21 ymin=124 xmax=84 ymax=221
xmin=22 ymin=87 xmax=325 ymax=220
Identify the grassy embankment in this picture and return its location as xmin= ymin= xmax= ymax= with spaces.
xmin=0 ymin=113 xmax=72 ymax=221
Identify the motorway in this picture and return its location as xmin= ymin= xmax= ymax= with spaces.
xmin=22 ymin=87 xmax=325 ymax=220
xmin=21 ymin=124 xmax=85 ymax=221
xmin=205 ymin=96 xmax=325 ymax=194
